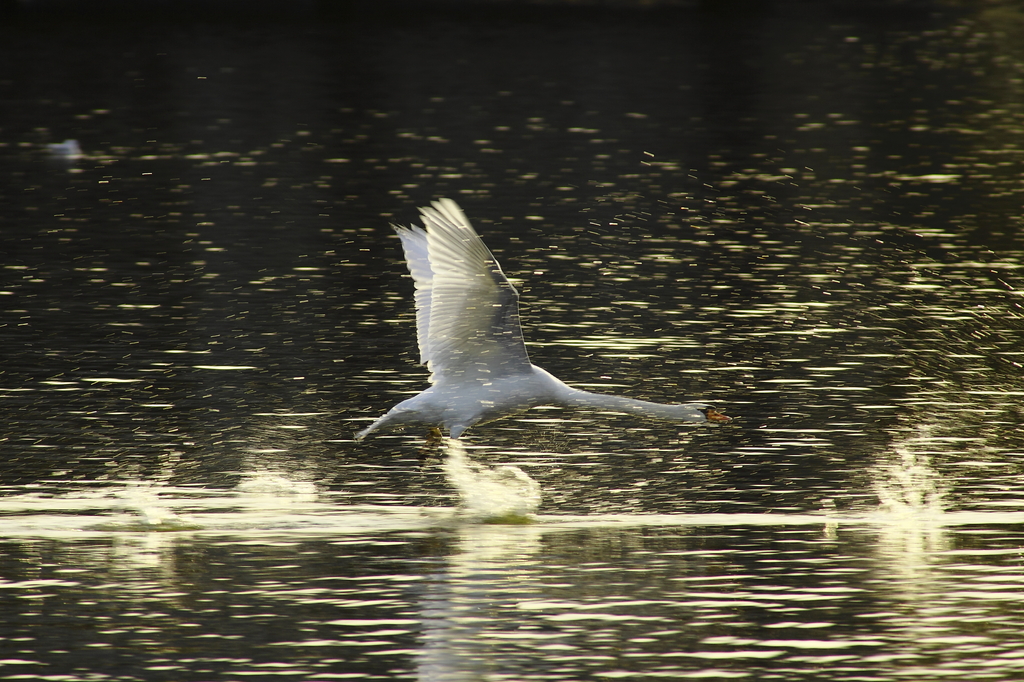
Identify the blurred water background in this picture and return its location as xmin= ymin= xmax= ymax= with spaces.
xmin=2 ymin=1 xmax=1024 ymax=680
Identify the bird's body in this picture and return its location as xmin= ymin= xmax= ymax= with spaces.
xmin=355 ymin=199 xmax=729 ymax=441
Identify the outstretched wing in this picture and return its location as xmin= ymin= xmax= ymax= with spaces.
xmin=393 ymin=224 xmax=433 ymax=365
xmin=406 ymin=198 xmax=532 ymax=382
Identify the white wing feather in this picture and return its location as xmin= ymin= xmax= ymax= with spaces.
xmin=393 ymin=225 xmax=433 ymax=365
xmin=407 ymin=198 xmax=532 ymax=381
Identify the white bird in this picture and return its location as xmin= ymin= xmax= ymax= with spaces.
xmin=355 ymin=199 xmax=731 ymax=440
xmin=46 ymin=139 xmax=83 ymax=160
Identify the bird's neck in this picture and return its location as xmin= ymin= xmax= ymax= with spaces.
xmin=558 ymin=387 xmax=684 ymax=420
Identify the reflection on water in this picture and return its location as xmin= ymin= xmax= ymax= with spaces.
xmin=417 ymin=525 xmax=545 ymax=682
xmin=1 ymin=477 xmax=1024 ymax=680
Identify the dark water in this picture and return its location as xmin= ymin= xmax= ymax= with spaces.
xmin=3 ymin=2 xmax=1024 ymax=680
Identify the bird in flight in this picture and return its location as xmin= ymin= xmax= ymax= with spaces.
xmin=355 ymin=199 xmax=731 ymax=440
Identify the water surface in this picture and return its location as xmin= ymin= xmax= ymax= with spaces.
xmin=2 ymin=2 xmax=1024 ymax=680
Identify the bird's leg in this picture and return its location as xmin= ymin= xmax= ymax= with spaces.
xmin=415 ymin=427 xmax=445 ymax=465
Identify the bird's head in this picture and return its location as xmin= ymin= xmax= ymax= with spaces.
xmin=701 ymin=406 xmax=732 ymax=423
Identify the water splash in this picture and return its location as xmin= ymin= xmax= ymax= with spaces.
xmin=236 ymin=471 xmax=319 ymax=501
xmin=873 ymin=425 xmax=947 ymax=518
xmin=871 ymin=423 xmax=950 ymax=591
xmin=442 ymin=439 xmax=541 ymax=523
xmin=97 ymin=481 xmax=200 ymax=532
